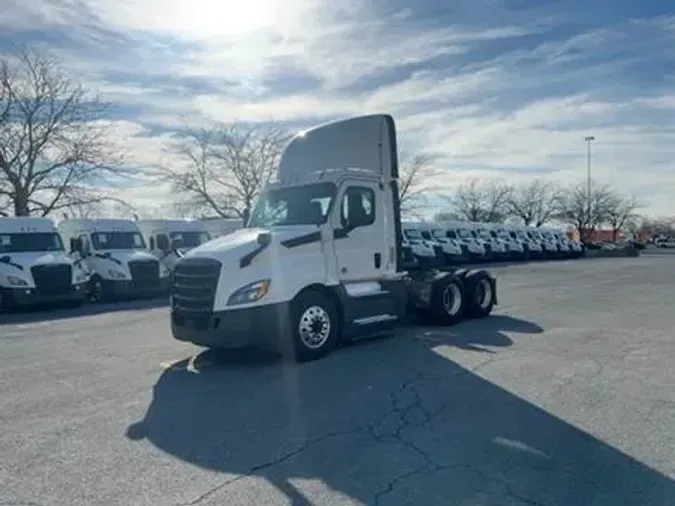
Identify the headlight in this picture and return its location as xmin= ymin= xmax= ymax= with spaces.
xmin=160 ymin=265 xmax=170 ymax=277
xmin=108 ymin=269 xmax=126 ymax=279
xmin=74 ymin=270 xmax=89 ymax=283
xmin=7 ymin=275 xmax=29 ymax=287
xmin=227 ymin=279 xmax=271 ymax=306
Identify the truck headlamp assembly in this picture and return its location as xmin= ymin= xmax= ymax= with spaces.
xmin=108 ymin=269 xmax=126 ymax=279
xmin=7 ymin=275 xmax=29 ymax=287
xmin=227 ymin=279 xmax=271 ymax=306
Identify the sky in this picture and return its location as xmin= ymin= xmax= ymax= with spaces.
xmin=1 ymin=0 xmax=674 ymax=219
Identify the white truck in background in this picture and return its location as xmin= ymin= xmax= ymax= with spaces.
xmin=400 ymin=222 xmax=445 ymax=268
xmin=170 ymin=114 xmax=499 ymax=362
xmin=0 ymin=217 xmax=89 ymax=309
xmin=58 ymin=219 xmax=171 ymax=302
xmin=437 ymin=221 xmax=487 ymax=261
xmin=137 ymin=219 xmax=212 ymax=271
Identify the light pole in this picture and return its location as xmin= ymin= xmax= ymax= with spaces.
xmin=584 ymin=136 xmax=595 ymax=237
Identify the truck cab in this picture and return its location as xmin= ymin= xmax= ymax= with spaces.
xmin=137 ymin=219 xmax=212 ymax=271
xmin=509 ymin=225 xmax=543 ymax=259
xmin=427 ymin=225 xmax=466 ymax=264
xmin=170 ymin=114 xmax=498 ymax=362
xmin=540 ymin=227 xmax=571 ymax=259
xmin=486 ymin=223 xmax=525 ymax=260
xmin=439 ymin=221 xmax=487 ymax=261
xmin=526 ymin=228 xmax=558 ymax=258
xmin=58 ymin=219 xmax=171 ymax=302
xmin=0 ymin=217 xmax=89 ymax=309
xmin=468 ymin=222 xmax=508 ymax=260
xmin=401 ymin=222 xmax=446 ymax=267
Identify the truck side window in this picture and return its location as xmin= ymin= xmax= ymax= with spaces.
xmin=149 ymin=236 xmax=155 ymax=250
xmin=79 ymin=235 xmax=90 ymax=254
xmin=341 ymin=187 xmax=375 ymax=229
xmin=156 ymin=234 xmax=169 ymax=251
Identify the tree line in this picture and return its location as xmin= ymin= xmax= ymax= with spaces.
xmin=434 ymin=178 xmax=642 ymax=241
xmin=1 ymin=46 xmax=672 ymax=244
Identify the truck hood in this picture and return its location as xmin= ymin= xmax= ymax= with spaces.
xmin=91 ymin=249 xmax=157 ymax=265
xmin=186 ymin=226 xmax=320 ymax=262
xmin=0 ymin=251 xmax=73 ymax=272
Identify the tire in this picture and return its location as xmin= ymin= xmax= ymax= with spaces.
xmin=288 ymin=289 xmax=339 ymax=362
xmin=88 ymin=275 xmax=106 ymax=303
xmin=427 ymin=274 xmax=465 ymax=326
xmin=463 ymin=270 xmax=496 ymax=318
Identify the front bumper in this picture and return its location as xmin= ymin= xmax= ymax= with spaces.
xmin=171 ymin=301 xmax=290 ymax=350
xmin=1 ymin=282 xmax=88 ymax=308
xmin=102 ymin=276 xmax=171 ymax=298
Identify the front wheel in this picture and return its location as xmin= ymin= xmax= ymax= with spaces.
xmin=88 ymin=275 xmax=106 ymax=303
xmin=288 ymin=289 xmax=339 ymax=362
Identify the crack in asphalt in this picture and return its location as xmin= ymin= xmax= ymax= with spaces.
xmin=174 ymin=367 xmax=547 ymax=506
xmin=173 ymin=424 xmax=372 ymax=506
xmin=0 ymin=501 xmax=46 ymax=506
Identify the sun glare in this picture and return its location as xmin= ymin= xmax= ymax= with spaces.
xmin=152 ymin=0 xmax=277 ymax=38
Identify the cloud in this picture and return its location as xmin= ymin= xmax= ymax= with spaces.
xmin=2 ymin=1 xmax=675 ymax=218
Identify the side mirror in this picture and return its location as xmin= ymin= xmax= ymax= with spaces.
xmin=156 ymin=235 xmax=170 ymax=252
xmin=171 ymin=238 xmax=183 ymax=251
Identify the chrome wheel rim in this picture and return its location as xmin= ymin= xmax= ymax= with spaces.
xmin=477 ymin=279 xmax=492 ymax=309
xmin=298 ymin=305 xmax=331 ymax=349
xmin=90 ymin=280 xmax=103 ymax=302
xmin=442 ymin=283 xmax=462 ymax=315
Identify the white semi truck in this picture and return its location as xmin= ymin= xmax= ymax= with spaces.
xmin=58 ymin=219 xmax=171 ymax=302
xmin=0 ymin=217 xmax=89 ymax=309
xmin=170 ymin=114 xmax=499 ymax=362
xmin=137 ymin=219 xmax=212 ymax=271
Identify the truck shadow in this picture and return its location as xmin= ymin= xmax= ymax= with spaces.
xmin=125 ymin=315 xmax=674 ymax=505
xmin=0 ymin=296 xmax=169 ymax=326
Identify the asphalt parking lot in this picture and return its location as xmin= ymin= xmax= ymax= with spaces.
xmin=1 ymin=256 xmax=674 ymax=506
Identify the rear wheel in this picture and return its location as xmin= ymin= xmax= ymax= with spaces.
xmin=288 ymin=289 xmax=339 ymax=362
xmin=463 ymin=270 xmax=496 ymax=318
xmin=427 ymin=274 xmax=465 ymax=325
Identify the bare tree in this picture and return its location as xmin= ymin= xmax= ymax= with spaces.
xmin=605 ymin=193 xmax=639 ymax=241
xmin=446 ymin=179 xmax=512 ymax=222
xmin=555 ymin=181 xmax=615 ymax=241
xmin=162 ymin=121 xmax=288 ymax=224
xmin=398 ymin=152 xmax=437 ymax=214
xmin=0 ymin=46 xmax=126 ymax=217
xmin=433 ymin=210 xmax=461 ymax=222
xmin=63 ymin=195 xmax=136 ymax=219
xmin=638 ymin=216 xmax=675 ymax=240
xmin=507 ymin=179 xmax=561 ymax=227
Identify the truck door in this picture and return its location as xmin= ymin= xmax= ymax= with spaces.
xmin=332 ymin=183 xmax=385 ymax=284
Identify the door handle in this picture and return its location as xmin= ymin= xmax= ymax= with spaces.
xmin=374 ymin=253 xmax=381 ymax=268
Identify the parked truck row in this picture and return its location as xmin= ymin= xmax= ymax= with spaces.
xmin=0 ymin=216 xmax=244 ymax=310
xmin=401 ymin=221 xmax=584 ymax=268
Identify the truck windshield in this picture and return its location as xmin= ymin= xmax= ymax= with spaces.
xmin=404 ymin=229 xmax=421 ymax=239
xmin=458 ymin=229 xmax=472 ymax=239
xmin=0 ymin=232 xmax=64 ymax=253
xmin=421 ymin=231 xmax=433 ymax=240
xmin=432 ymin=229 xmax=447 ymax=239
xmin=170 ymin=231 xmax=210 ymax=248
xmin=248 ymin=182 xmax=336 ymax=227
xmin=91 ymin=232 xmax=146 ymax=250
